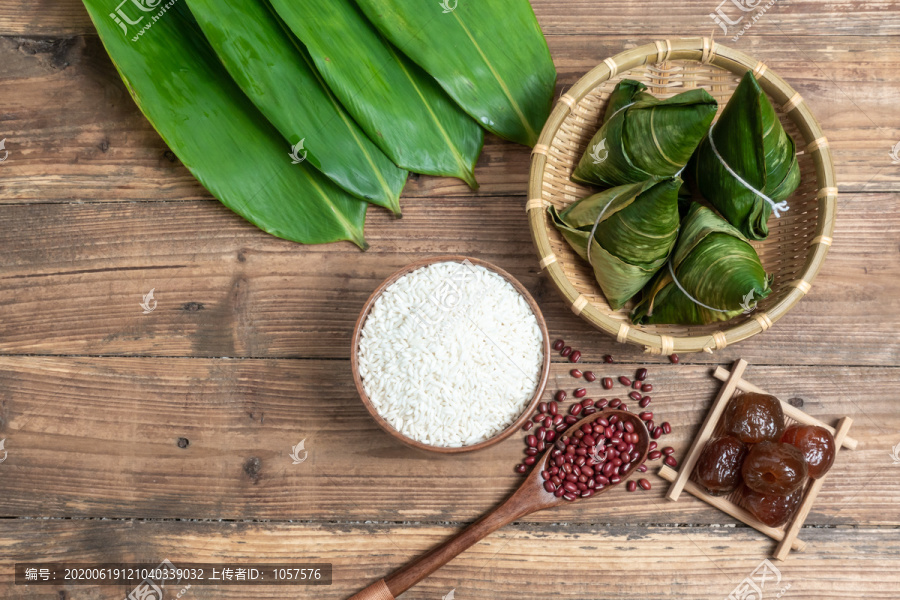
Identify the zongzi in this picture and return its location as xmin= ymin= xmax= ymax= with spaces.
xmin=572 ymin=81 xmax=717 ymax=188
xmin=690 ymin=71 xmax=800 ymax=240
xmin=632 ymin=203 xmax=772 ymax=325
xmin=549 ymin=177 xmax=682 ymax=310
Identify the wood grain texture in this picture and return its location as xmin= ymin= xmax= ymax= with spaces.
xmin=0 ymin=194 xmax=897 ymax=365
xmin=0 ymin=34 xmax=898 ymax=202
xmin=0 ymin=358 xmax=894 ymax=525
xmin=3 ymin=0 xmax=900 ymax=37
xmin=1 ymin=519 xmax=898 ymax=599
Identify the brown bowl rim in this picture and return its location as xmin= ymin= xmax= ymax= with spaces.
xmin=350 ymin=255 xmax=551 ymax=454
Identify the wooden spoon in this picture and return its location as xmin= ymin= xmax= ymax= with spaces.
xmin=347 ymin=409 xmax=650 ymax=600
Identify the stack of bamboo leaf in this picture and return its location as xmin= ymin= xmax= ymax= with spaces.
xmin=552 ymin=74 xmax=800 ymax=325
xmin=82 ymin=0 xmax=557 ymax=248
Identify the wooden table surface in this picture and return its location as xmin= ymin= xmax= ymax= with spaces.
xmin=2 ymin=1 xmax=899 ymax=598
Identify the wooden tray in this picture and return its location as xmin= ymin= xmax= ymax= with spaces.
xmin=658 ymin=359 xmax=857 ymax=560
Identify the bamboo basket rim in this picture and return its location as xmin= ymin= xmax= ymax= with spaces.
xmin=527 ymin=37 xmax=837 ymax=355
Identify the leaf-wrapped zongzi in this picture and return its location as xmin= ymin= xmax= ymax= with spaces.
xmin=690 ymin=71 xmax=800 ymax=240
xmin=632 ymin=203 xmax=772 ymax=325
xmin=572 ymin=81 xmax=717 ymax=188
xmin=549 ymin=177 xmax=682 ymax=310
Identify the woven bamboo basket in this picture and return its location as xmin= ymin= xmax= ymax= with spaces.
xmin=527 ymin=38 xmax=837 ymax=355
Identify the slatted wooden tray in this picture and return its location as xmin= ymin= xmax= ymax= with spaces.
xmin=658 ymin=359 xmax=857 ymax=560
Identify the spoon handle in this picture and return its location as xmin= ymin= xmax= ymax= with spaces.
xmin=347 ymin=487 xmax=539 ymax=599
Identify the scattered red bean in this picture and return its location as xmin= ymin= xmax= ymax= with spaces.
xmin=637 ymin=463 xmax=648 ymax=473
xmin=652 ymin=427 xmax=663 ymax=439
xmin=629 ymin=391 xmax=642 ymax=401
xmin=522 ymin=421 xmax=534 ymax=431
xmin=574 ymin=387 xmax=587 ymax=398
xmin=538 ymin=401 xmax=548 ymax=414
xmin=636 ymin=368 xmax=648 ymax=381
xmin=584 ymin=371 xmax=596 ymax=382
xmin=571 ymin=369 xmax=583 ymax=378
xmin=553 ymin=339 xmax=565 ymax=351
xmin=642 ymin=383 xmax=653 ymax=393
xmin=639 ymin=396 xmax=652 ymax=408
xmin=603 ymin=354 xmax=614 ymax=363
xmin=555 ymin=390 xmax=566 ymax=403
xmin=662 ymin=447 xmax=675 ymax=455
xmin=619 ymin=376 xmax=632 ymax=386
xmin=526 ymin=435 xmax=538 ymax=447
xmin=581 ymin=398 xmax=594 ymax=408
xmin=609 ymin=398 xmax=622 ymax=409
xmin=524 ymin=456 xmax=537 ymax=466
xmin=639 ymin=411 xmax=653 ymax=421
xmin=569 ymin=351 xmax=582 ymax=363
xmin=669 ymin=354 xmax=679 ymax=364
xmin=662 ymin=422 xmax=672 ymax=435
xmin=627 ymin=480 xmax=637 ymax=492
xmin=569 ymin=403 xmax=583 ymax=416
xmin=664 ymin=455 xmax=678 ymax=467
xmin=561 ymin=346 xmax=572 ymax=357
xmin=602 ymin=377 xmax=614 ymax=390
xmin=515 ymin=464 xmax=527 ymax=473
xmin=649 ymin=441 xmax=657 ymax=451
xmin=639 ymin=478 xmax=651 ymax=490
xmin=648 ymin=450 xmax=662 ymax=460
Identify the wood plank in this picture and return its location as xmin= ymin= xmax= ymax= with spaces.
xmin=4 ymin=0 xmax=900 ymax=37
xmin=1 ymin=34 xmax=898 ymax=202
xmin=0 ymin=194 xmax=897 ymax=365
xmin=0 ymin=358 xmax=894 ymax=525
xmin=1 ymin=519 xmax=898 ymax=599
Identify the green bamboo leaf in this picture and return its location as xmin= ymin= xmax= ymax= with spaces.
xmin=691 ymin=71 xmax=801 ymax=240
xmin=573 ymin=80 xmax=717 ymax=188
xmin=185 ymin=0 xmax=408 ymax=214
xmin=354 ymin=0 xmax=556 ymax=147
xmin=631 ymin=203 xmax=772 ymax=325
xmin=549 ymin=178 xmax=681 ymax=310
xmin=269 ymin=0 xmax=483 ymax=187
xmin=83 ymin=0 xmax=368 ymax=247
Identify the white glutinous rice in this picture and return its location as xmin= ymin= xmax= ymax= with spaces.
xmin=357 ymin=261 xmax=544 ymax=448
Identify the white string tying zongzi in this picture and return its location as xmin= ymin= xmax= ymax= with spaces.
xmin=584 ymin=197 xmax=618 ymax=267
xmin=706 ymin=123 xmax=790 ymax=218
xmin=667 ymin=261 xmax=731 ymax=313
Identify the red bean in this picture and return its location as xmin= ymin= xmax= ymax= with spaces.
xmin=574 ymin=387 xmax=587 ymax=398
xmin=596 ymin=399 xmax=609 ymax=409
xmin=619 ymin=376 xmax=632 ymax=386
xmin=569 ymin=403 xmax=583 ymax=416
xmin=549 ymin=400 xmax=560 ymax=415
xmin=581 ymin=398 xmax=594 ymax=408
xmin=522 ymin=421 xmax=534 ymax=431
xmin=634 ymin=368 xmax=647 ymax=381
xmin=627 ymin=480 xmax=637 ymax=492
xmin=538 ymin=401 xmax=548 ymax=414
xmin=544 ymin=481 xmax=556 ymax=493
xmin=553 ymin=339 xmax=565 ymax=351
xmin=669 ymin=353 xmax=679 ymax=364
xmin=636 ymin=463 xmax=647 ymax=473
xmin=554 ymin=391 xmax=566 ymax=403
xmin=620 ymin=404 xmax=628 ymax=412
xmin=582 ymin=407 xmax=596 ymax=416
xmin=533 ymin=414 xmax=544 ymax=423
xmin=553 ymin=415 xmax=564 ymax=425
xmin=624 ymin=421 xmax=635 ymax=433
xmin=652 ymin=427 xmax=663 ymax=439
xmin=596 ymin=417 xmax=609 ymax=427
xmin=632 ymin=380 xmax=642 ymax=390
xmin=561 ymin=346 xmax=572 ymax=357
xmin=541 ymin=470 xmax=551 ymax=480
xmin=525 ymin=448 xmax=538 ymax=456
xmin=609 ymin=398 xmax=622 ymax=409
xmin=662 ymin=422 xmax=672 ymax=434
xmin=563 ymin=492 xmax=577 ymax=501
xmin=565 ymin=415 xmax=578 ymax=425
xmin=602 ymin=377 xmax=614 ymax=390
xmin=639 ymin=478 xmax=651 ymax=490
xmin=629 ymin=391 xmax=642 ymax=401
xmin=564 ymin=482 xmax=578 ymax=493
xmin=571 ymin=369 xmax=583 ymax=378
xmin=639 ymin=396 xmax=652 ymax=408
xmin=569 ymin=351 xmax=582 ymax=363
xmin=525 ymin=434 xmax=537 ymax=447
xmin=610 ymin=474 xmax=621 ymax=484
xmin=642 ymin=383 xmax=653 ymax=393
xmin=515 ymin=464 xmax=527 ymax=473
xmin=603 ymin=354 xmax=614 ymax=364
xmin=524 ymin=456 xmax=537 ymax=466
xmin=584 ymin=371 xmax=596 ymax=382
xmin=554 ymin=487 xmax=565 ymax=497
xmin=608 ymin=415 xmax=619 ymax=424
xmin=639 ymin=411 xmax=653 ymax=421
xmin=662 ymin=446 xmax=675 ymax=455
xmin=649 ymin=441 xmax=657 ymax=451
xmin=664 ymin=456 xmax=678 ymax=467
xmin=648 ymin=450 xmax=662 ymax=460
